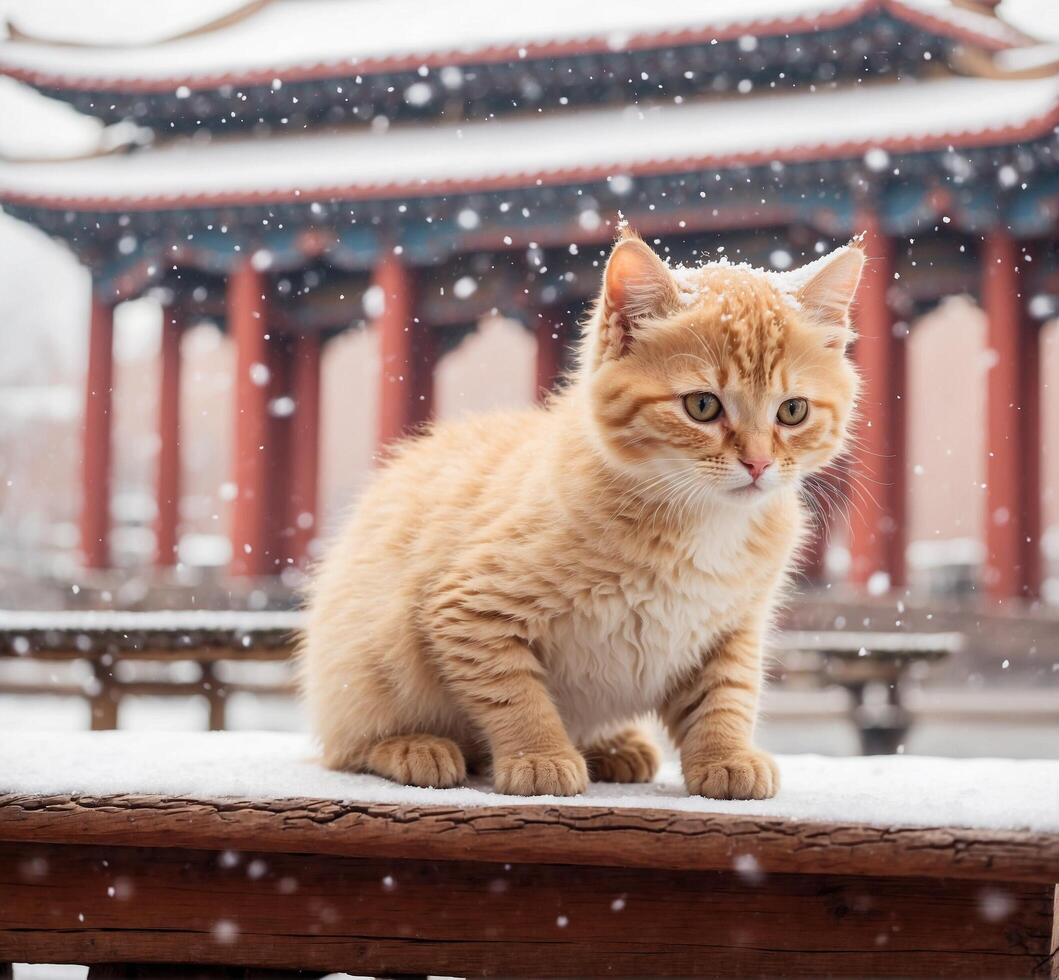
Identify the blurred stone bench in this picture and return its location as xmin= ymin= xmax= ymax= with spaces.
xmin=0 ymin=731 xmax=1056 ymax=978
xmin=774 ymin=630 xmax=963 ymax=753
xmin=0 ymin=610 xmax=300 ymax=730
xmin=0 ymin=613 xmax=961 ymax=750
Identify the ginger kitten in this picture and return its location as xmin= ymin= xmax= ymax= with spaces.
xmin=302 ymin=231 xmax=863 ymax=800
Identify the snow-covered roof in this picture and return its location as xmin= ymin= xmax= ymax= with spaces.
xmin=0 ymin=0 xmax=1030 ymax=92
xmin=997 ymin=41 xmax=1059 ymax=71
xmin=3 ymin=1 xmax=251 ymax=48
xmin=2 ymin=730 xmax=1057 ymax=832
xmin=1 ymin=75 xmax=1056 ymax=211
xmin=0 ymin=76 xmax=104 ymax=161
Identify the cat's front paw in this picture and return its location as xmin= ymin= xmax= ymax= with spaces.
xmin=584 ymin=727 xmax=661 ymax=783
xmin=494 ymin=748 xmax=588 ymax=796
xmin=683 ymin=747 xmax=779 ymax=800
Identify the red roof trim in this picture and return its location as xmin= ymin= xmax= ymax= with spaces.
xmin=886 ymin=1 xmax=1021 ymax=53
xmin=0 ymin=0 xmax=1022 ymax=96
xmin=4 ymin=101 xmax=1056 ymax=214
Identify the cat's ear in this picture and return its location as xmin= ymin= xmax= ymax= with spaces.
xmin=795 ymin=242 xmax=865 ymax=346
xmin=597 ymin=232 xmax=679 ymax=361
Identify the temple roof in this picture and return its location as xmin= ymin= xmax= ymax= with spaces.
xmin=0 ymin=0 xmax=1030 ymax=93
xmin=2 ymin=74 xmax=1055 ymax=211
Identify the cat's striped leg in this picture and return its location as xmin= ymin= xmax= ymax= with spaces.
xmin=428 ymin=586 xmax=587 ymax=797
xmin=583 ymin=725 xmax=661 ymax=783
xmin=661 ymin=623 xmax=779 ymax=800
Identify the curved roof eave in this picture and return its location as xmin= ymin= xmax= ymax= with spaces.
xmin=2 ymin=76 xmax=1056 ymax=215
xmin=0 ymin=0 xmax=1030 ymax=96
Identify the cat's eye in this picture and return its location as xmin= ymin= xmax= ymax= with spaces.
xmin=683 ymin=392 xmax=722 ymax=423
xmin=777 ymin=398 xmax=809 ymax=426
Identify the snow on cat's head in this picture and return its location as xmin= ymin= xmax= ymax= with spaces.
xmin=581 ymin=229 xmax=863 ymax=504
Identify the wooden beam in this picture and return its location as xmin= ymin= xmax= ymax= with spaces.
xmin=983 ymin=230 xmax=1041 ymax=601
xmin=154 ymin=306 xmax=184 ymax=567
xmin=0 ymin=644 xmax=293 ymax=663
xmin=81 ymin=292 xmax=115 ymax=570
xmin=85 ymin=967 xmax=310 ymax=979
xmin=0 ymin=611 xmax=300 ymax=661
xmin=849 ymin=210 xmax=907 ymax=591
xmin=1052 ymin=887 xmax=1059 ymax=980
xmin=2 ymin=794 xmax=1055 ymax=884
xmin=0 ymin=839 xmax=1051 ymax=976
xmin=228 ymin=261 xmax=271 ymax=576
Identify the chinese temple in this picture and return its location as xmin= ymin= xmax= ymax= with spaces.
xmin=0 ymin=0 xmax=1056 ymax=598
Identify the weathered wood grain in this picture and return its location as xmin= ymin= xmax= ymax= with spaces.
xmin=1 ymin=793 xmax=1057 ymax=884
xmin=85 ymin=967 xmax=315 ymax=979
xmin=1052 ymin=886 xmax=1059 ymax=980
xmin=1 ymin=841 xmax=1053 ymax=977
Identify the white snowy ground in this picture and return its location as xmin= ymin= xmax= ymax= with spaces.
xmin=2 ymin=729 xmax=1057 ymax=833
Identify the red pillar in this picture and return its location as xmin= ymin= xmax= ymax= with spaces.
xmin=983 ymin=231 xmax=1041 ymax=600
xmin=409 ymin=325 xmax=437 ymax=430
xmin=81 ymin=293 xmax=114 ymax=570
xmin=848 ymin=210 xmax=907 ymax=590
xmin=1020 ymin=304 xmax=1043 ymax=597
xmin=155 ymin=306 xmax=183 ymax=567
xmin=1016 ymin=309 xmax=1042 ymax=597
xmin=265 ymin=335 xmax=294 ymax=570
xmin=374 ymin=254 xmax=423 ymax=449
xmin=228 ymin=261 xmax=271 ymax=576
xmin=289 ymin=332 xmax=322 ymax=566
xmin=535 ymin=308 xmax=565 ymax=401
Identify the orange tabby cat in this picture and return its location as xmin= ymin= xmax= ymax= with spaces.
xmin=302 ymin=231 xmax=863 ymax=799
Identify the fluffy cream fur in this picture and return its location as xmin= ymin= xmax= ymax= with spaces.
xmin=301 ymin=232 xmax=863 ymax=799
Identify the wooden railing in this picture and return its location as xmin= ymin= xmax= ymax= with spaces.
xmin=0 ymin=611 xmax=964 ymax=751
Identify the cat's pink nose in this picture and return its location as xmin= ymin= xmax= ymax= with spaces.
xmin=740 ymin=457 xmax=773 ymax=481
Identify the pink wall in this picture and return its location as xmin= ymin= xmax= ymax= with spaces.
xmin=905 ymin=298 xmax=987 ymax=552
xmin=318 ymin=315 xmax=536 ymax=537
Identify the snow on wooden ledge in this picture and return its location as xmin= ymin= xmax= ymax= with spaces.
xmin=2 ymin=730 xmax=1057 ymax=835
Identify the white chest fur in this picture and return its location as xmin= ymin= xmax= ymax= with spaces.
xmin=533 ymin=547 xmax=753 ymax=745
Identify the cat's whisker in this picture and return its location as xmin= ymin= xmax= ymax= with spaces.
xmin=830 ymin=480 xmax=881 ymax=531
xmin=603 ymin=467 xmax=702 ymax=531
xmin=840 ymin=435 xmax=896 ymax=460
xmin=640 ymin=472 xmax=702 ymax=527
xmin=804 ymin=484 xmax=851 ymax=530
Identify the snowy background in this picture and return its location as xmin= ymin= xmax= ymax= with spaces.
xmin=1 ymin=0 xmax=1058 ymax=752
xmin=0 ymin=0 xmax=1057 ymax=590
xmin=2 ymin=3 xmax=1059 ymax=976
